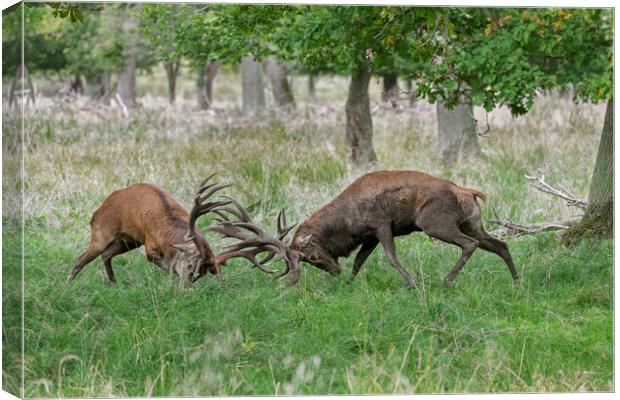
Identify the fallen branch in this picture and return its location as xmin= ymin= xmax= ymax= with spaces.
xmin=524 ymin=172 xmax=587 ymax=210
xmin=490 ymin=218 xmax=577 ymax=237
xmin=488 ymin=171 xmax=588 ymax=237
xmin=489 ymin=206 xmax=578 ymax=238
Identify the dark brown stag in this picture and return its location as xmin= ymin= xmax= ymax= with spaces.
xmin=68 ymin=174 xmax=230 ymax=284
xmin=211 ymin=170 xmax=518 ymax=288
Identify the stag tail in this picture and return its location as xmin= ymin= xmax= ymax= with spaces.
xmin=463 ymin=188 xmax=486 ymax=202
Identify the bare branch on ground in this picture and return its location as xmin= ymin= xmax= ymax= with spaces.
xmin=524 ymin=171 xmax=587 ymax=210
xmin=488 ymin=170 xmax=584 ymax=239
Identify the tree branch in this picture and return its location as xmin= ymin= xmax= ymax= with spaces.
xmin=373 ymin=8 xmax=415 ymax=40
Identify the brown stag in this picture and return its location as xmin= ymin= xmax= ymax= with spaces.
xmin=209 ymin=170 xmax=518 ymax=288
xmin=68 ymin=174 xmax=230 ymax=285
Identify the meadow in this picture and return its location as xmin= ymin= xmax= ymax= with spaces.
xmin=2 ymin=68 xmax=613 ymax=396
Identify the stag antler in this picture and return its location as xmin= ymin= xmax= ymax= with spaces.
xmin=208 ymin=196 xmax=301 ymax=284
xmin=185 ymin=174 xmax=233 ymax=259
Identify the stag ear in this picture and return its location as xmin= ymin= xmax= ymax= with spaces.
xmin=171 ymin=243 xmax=194 ymax=253
xmin=297 ymin=233 xmax=313 ymax=246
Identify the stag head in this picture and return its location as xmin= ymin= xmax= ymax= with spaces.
xmin=171 ymin=174 xmax=232 ymax=283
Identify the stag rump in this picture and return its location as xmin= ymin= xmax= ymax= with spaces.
xmin=68 ymin=174 xmax=230 ymax=285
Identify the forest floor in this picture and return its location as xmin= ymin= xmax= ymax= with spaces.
xmin=2 ymin=70 xmax=613 ymax=396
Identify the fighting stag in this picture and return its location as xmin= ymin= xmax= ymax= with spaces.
xmin=289 ymin=170 xmax=519 ymax=287
xmin=211 ymin=170 xmax=519 ymax=288
xmin=68 ymin=174 xmax=230 ymax=285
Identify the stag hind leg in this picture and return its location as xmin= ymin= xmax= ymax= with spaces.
xmin=459 ymin=219 xmax=519 ymax=281
xmin=68 ymin=230 xmax=115 ymax=281
xmin=417 ymin=208 xmax=480 ymax=285
xmin=99 ymin=238 xmax=141 ymax=282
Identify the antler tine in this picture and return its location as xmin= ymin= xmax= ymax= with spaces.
xmin=277 ymin=224 xmax=297 ymax=241
xmin=277 ymin=210 xmax=285 ymax=232
xmin=187 ymin=175 xmax=232 ymax=242
xmin=229 ymin=221 xmax=267 ymax=237
xmin=275 ymin=209 xmax=297 ymax=241
xmin=207 ymin=224 xmax=252 ymax=242
xmin=212 ymin=209 xmax=232 ymax=223
xmin=210 ymin=195 xmax=300 ymax=280
xmin=217 ymin=248 xmax=279 ymax=273
xmin=210 ymin=204 xmax=247 ymax=224
xmin=195 ymin=183 xmax=233 ymax=205
xmin=220 ymin=195 xmax=252 ymax=222
xmin=187 ymin=199 xmax=232 ymax=238
xmin=195 ymin=172 xmax=218 ymax=193
xmin=222 ymin=238 xmax=281 ymax=253
xmin=258 ymin=252 xmax=277 ymax=264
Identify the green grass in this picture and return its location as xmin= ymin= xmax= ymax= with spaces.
xmin=2 ymin=72 xmax=613 ymax=396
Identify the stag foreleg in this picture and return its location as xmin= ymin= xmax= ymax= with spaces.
xmin=349 ymin=238 xmax=378 ymax=283
xmin=146 ymin=251 xmax=168 ymax=271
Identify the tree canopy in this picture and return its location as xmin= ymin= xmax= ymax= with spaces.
xmin=412 ymin=8 xmax=613 ymax=114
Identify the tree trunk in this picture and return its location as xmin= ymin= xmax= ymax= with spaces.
xmin=70 ymin=72 xmax=83 ymax=94
xmin=263 ymin=56 xmax=295 ymax=108
xmin=197 ymin=60 xmax=221 ymax=110
xmin=563 ymin=99 xmax=613 ymax=243
xmin=205 ymin=60 xmax=221 ymax=109
xmin=405 ymin=79 xmax=417 ymax=107
xmin=8 ymin=65 xmax=21 ymax=108
xmin=345 ymin=69 xmax=377 ymax=163
xmin=197 ymin=64 xmax=207 ymax=110
xmin=117 ymin=5 xmax=141 ymax=108
xmin=436 ymin=100 xmax=480 ymax=166
xmin=9 ymin=64 xmax=35 ymax=108
xmin=25 ymin=65 xmax=35 ymax=105
xmin=308 ymin=74 xmax=317 ymax=102
xmin=92 ymin=73 xmax=112 ymax=103
xmin=241 ymin=55 xmax=265 ymax=114
xmin=164 ymin=60 xmax=180 ymax=104
xmin=382 ymin=72 xmax=398 ymax=106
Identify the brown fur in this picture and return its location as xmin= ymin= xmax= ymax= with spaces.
xmin=68 ymin=183 xmax=219 ymax=284
xmin=290 ymin=170 xmax=518 ymax=287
